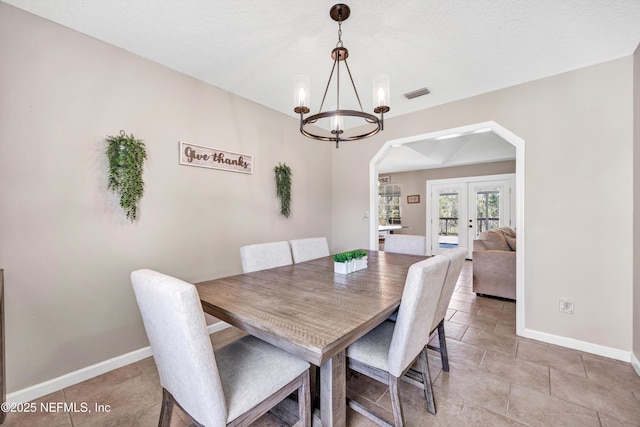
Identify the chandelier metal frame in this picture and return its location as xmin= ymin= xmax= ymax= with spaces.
xmin=294 ymin=4 xmax=390 ymax=148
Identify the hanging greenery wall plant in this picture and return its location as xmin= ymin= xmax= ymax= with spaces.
xmin=106 ymin=130 xmax=147 ymax=222
xmin=274 ymin=163 xmax=292 ymax=218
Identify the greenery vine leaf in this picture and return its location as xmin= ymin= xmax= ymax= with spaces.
xmin=106 ymin=130 xmax=147 ymax=222
xmin=274 ymin=163 xmax=292 ymax=218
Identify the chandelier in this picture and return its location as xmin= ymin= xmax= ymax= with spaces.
xmin=293 ymin=4 xmax=390 ymax=148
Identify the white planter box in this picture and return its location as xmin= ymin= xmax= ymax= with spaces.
xmin=334 ymin=256 xmax=368 ymax=274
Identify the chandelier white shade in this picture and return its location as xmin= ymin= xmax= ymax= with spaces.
xmin=373 ymin=75 xmax=390 ymax=110
xmin=293 ymin=75 xmax=310 ymax=111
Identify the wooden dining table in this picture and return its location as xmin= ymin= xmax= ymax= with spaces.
xmin=195 ymin=250 xmax=426 ymax=426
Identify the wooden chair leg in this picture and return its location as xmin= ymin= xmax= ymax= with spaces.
xmin=437 ymin=320 xmax=449 ymax=372
xmin=159 ymin=388 xmax=175 ymax=427
xmin=418 ymin=347 xmax=436 ymax=415
xmin=310 ymin=366 xmax=320 ymax=411
xmin=298 ymin=370 xmax=311 ymax=426
xmin=388 ymin=374 xmax=405 ymax=427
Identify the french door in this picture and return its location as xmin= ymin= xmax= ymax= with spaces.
xmin=427 ymin=174 xmax=514 ymax=259
xmin=429 ymin=183 xmax=468 ymax=256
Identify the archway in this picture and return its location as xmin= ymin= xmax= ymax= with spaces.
xmin=369 ymin=121 xmax=526 ymax=335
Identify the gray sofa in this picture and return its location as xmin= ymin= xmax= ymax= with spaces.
xmin=472 ymin=227 xmax=516 ymax=300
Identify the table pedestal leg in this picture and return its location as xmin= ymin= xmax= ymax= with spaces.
xmin=320 ymin=350 xmax=346 ymax=427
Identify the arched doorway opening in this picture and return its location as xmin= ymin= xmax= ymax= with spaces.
xmin=368 ymin=121 xmax=526 ymax=335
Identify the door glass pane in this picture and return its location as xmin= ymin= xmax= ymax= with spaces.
xmin=476 ymin=189 xmax=500 ymax=235
xmin=438 ymin=191 xmax=459 ymax=248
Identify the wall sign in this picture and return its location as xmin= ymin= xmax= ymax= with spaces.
xmin=378 ymin=175 xmax=391 ymax=185
xmin=179 ymin=141 xmax=253 ymax=174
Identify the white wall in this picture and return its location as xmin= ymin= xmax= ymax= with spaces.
xmin=0 ymin=3 xmax=332 ymax=392
xmin=333 ymin=57 xmax=634 ymax=355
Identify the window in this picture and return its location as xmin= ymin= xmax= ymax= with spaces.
xmin=378 ymin=184 xmax=402 ymax=225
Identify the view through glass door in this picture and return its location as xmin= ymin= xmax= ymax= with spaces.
xmin=428 ymin=175 xmax=514 ymax=258
xmin=432 ymin=184 xmax=468 ymax=254
xmin=468 ymin=180 xmax=510 ymax=243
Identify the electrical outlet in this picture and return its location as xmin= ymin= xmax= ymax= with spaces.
xmin=559 ymin=297 xmax=574 ymax=314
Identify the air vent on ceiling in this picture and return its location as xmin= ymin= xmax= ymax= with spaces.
xmin=403 ymin=87 xmax=430 ymax=99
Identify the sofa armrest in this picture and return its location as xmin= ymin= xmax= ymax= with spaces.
xmin=473 ymin=239 xmax=488 ymax=250
xmin=472 ymin=249 xmax=516 ymax=299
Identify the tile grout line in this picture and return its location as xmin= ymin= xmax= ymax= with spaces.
xmin=504 ymin=382 xmax=512 ymax=418
xmin=61 ymin=388 xmax=75 ymax=427
xmin=580 ymin=353 xmax=589 ymax=379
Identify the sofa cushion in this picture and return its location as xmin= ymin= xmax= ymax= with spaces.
xmin=476 ymin=229 xmax=511 ymax=251
xmin=499 ymin=227 xmax=516 ymax=238
xmin=498 ymin=227 xmax=517 ymax=251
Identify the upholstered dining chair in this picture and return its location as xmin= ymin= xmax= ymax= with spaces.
xmin=346 ymin=255 xmax=450 ymax=425
xmin=131 ymin=269 xmax=311 ymax=427
xmin=427 ymin=247 xmax=467 ymax=372
xmin=289 ymin=237 xmax=330 ymax=263
xmin=383 ymin=234 xmax=427 ymax=256
xmin=389 ymin=248 xmax=468 ymax=408
xmin=240 ymin=241 xmax=293 ymax=273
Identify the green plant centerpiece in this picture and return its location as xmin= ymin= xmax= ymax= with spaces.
xmin=106 ymin=130 xmax=147 ymax=222
xmin=333 ymin=250 xmax=368 ymax=274
xmin=274 ymin=163 xmax=292 ymax=218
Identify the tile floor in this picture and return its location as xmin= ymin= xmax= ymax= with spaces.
xmin=4 ymin=261 xmax=640 ymax=426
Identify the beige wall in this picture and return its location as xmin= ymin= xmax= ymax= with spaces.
xmin=333 ymin=57 xmax=634 ymax=353
xmin=0 ymin=4 xmax=332 ymax=392
xmin=633 ymin=43 xmax=640 ymax=364
xmin=384 ymin=161 xmax=516 ymax=237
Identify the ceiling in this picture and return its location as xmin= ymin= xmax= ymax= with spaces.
xmin=5 ymin=0 xmax=640 ymax=171
xmin=378 ymin=130 xmax=516 ymax=174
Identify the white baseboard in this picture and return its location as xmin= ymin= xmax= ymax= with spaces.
xmin=7 ymin=321 xmax=230 ymax=404
xmin=631 ymin=352 xmax=640 ymax=377
xmin=521 ymin=327 xmax=632 ymax=363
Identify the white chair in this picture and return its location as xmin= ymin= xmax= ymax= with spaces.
xmin=383 ymin=234 xmax=426 ymax=256
xmin=346 ymin=255 xmax=450 ymax=425
xmin=428 ymin=247 xmax=467 ymax=372
xmin=384 ymin=234 xmax=427 ymax=324
xmin=240 ymin=241 xmax=292 ymax=273
xmin=290 ymin=237 xmax=330 ymax=263
xmin=131 ymin=269 xmax=311 ymax=426
xmin=387 ymin=248 xmax=468 ymax=410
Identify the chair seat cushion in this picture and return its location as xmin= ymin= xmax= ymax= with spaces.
xmin=214 ymin=334 xmax=310 ymax=423
xmin=346 ymin=320 xmax=395 ymax=372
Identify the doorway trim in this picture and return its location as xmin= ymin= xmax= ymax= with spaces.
xmin=369 ymin=121 xmax=526 ymax=335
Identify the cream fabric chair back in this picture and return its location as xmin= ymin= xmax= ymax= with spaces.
xmin=384 ymin=234 xmax=426 ymax=256
xmin=432 ymin=247 xmax=467 ymax=330
xmin=387 ymin=255 xmax=449 ymax=377
xmin=290 ymin=237 xmax=330 ymax=263
xmin=240 ymin=241 xmax=292 ymax=273
xmin=131 ymin=269 xmax=227 ymax=426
